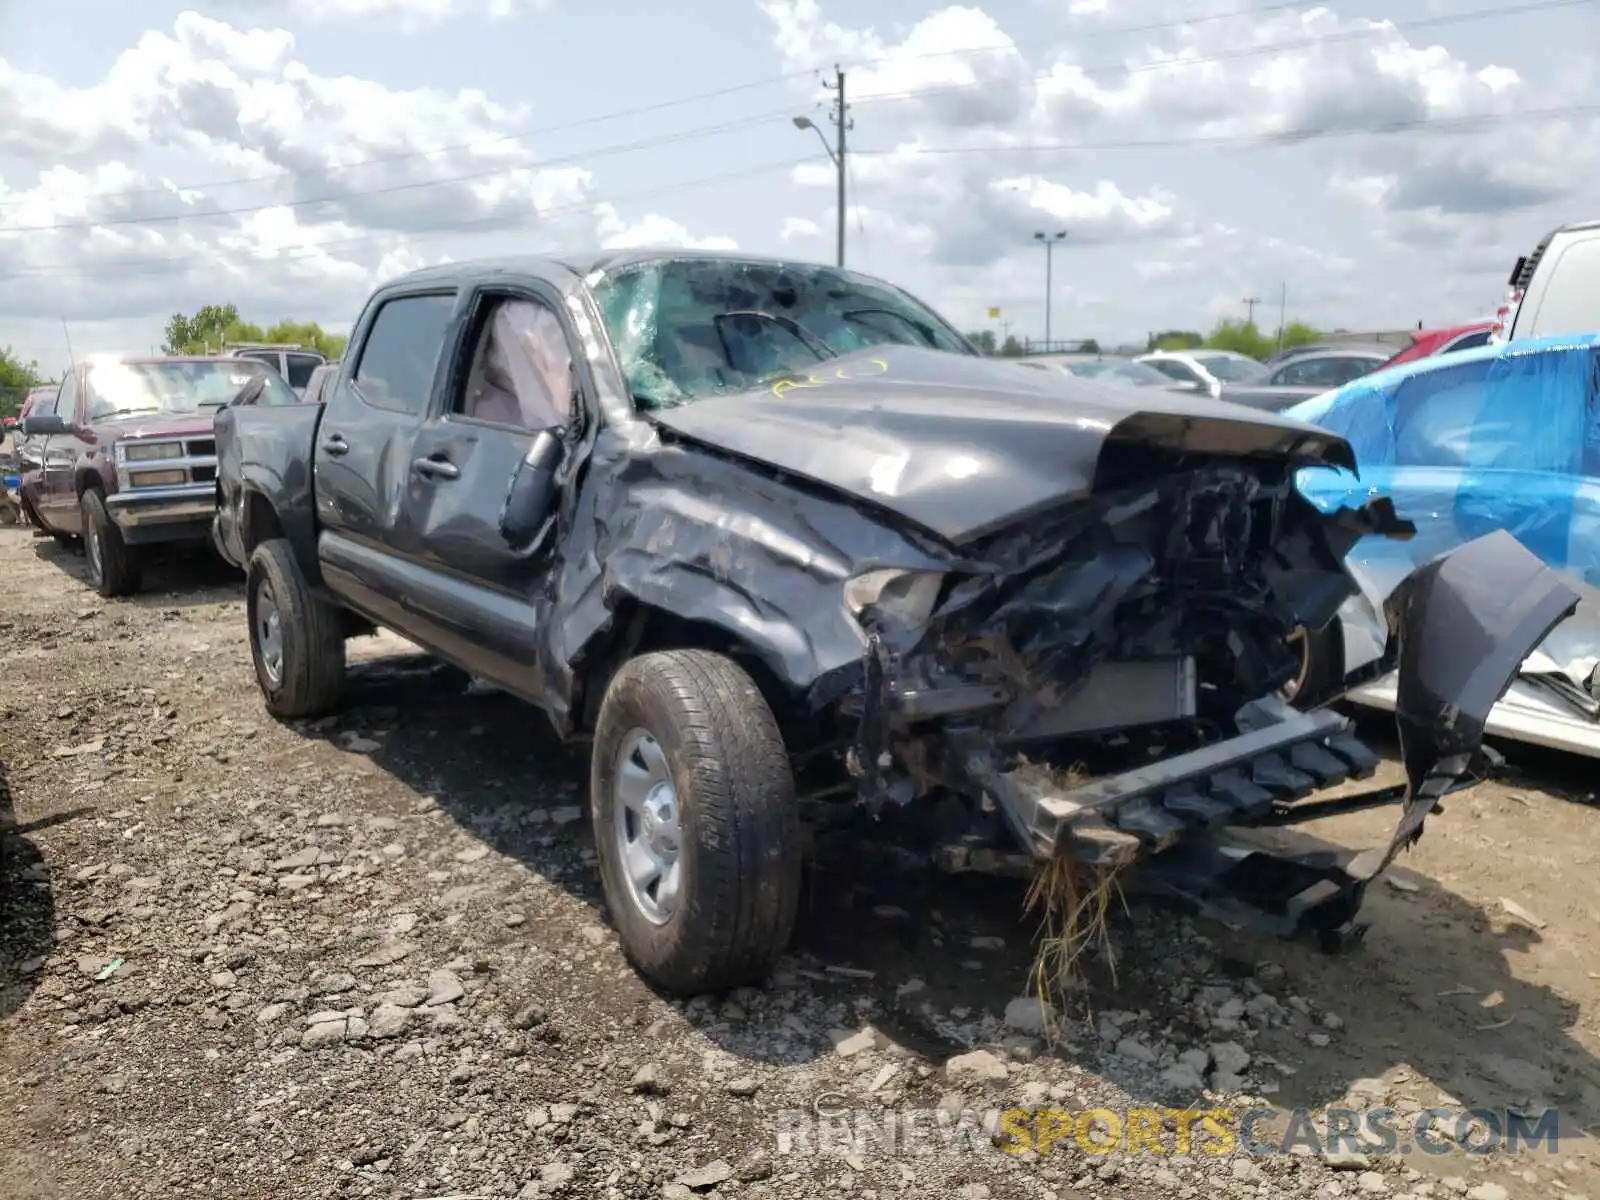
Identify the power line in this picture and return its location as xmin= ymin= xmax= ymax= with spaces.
xmin=0 ymin=113 xmax=804 ymax=235
xmin=852 ymin=103 xmax=1600 ymax=155
xmin=0 ymin=156 xmax=820 ymax=284
xmin=6 ymin=99 xmax=1591 ymax=282
xmin=0 ymin=0 xmax=1573 ymax=213
xmin=0 ymin=70 xmax=819 ymax=210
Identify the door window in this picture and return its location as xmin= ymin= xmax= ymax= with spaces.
xmin=1148 ymin=359 xmax=1200 ymax=384
xmin=354 ymin=293 xmax=457 ymax=415
xmin=1440 ymin=330 xmax=1491 ymax=355
xmin=55 ymin=373 xmax=79 ymax=425
xmin=453 ymin=297 xmax=574 ymax=432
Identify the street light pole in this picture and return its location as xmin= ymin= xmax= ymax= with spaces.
xmin=1034 ymin=230 xmax=1066 ymax=349
xmin=793 ymin=67 xmax=851 ymax=268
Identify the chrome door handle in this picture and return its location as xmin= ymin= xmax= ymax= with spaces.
xmin=412 ymin=456 xmax=459 ymax=480
xmin=321 ymin=433 xmax=349 ymax=456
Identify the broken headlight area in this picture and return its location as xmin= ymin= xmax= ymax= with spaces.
xmin=827 ymin=464 xmax=1576 ymax=951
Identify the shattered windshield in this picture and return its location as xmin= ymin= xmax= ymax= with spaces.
xmin=590 ymin=258 xmax=973 ymax=410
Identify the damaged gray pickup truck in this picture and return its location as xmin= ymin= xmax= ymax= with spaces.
xmin=213 ymin=250 xmax=1579 ymax=996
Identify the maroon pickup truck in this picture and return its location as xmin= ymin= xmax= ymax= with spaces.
xmin=20 ymin=354 xmax=297 ymax=597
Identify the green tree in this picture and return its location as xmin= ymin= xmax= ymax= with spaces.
xmin=0 ymin=347 xmax=44 ymax=419
xmin=1079 ymin=338 xmax=1102 ymax=354
xmin=1275 ymin=320 xmax=1322 ymax=352
xmin=162 ymin=304 xmax=347 ymax=359
xmin=1202 ymin=319 xmax=1275 ymax=361
xmin=965 ymin=329 xmax=998 ymax=355
xmin=1148 ymin=329 xmax=1204 ymax=351
xmin=998 ymin=335 xmax=1024 ymax=357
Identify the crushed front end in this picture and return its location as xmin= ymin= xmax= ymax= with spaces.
xmin=831 ymin=449 xmax=1579 ymax=946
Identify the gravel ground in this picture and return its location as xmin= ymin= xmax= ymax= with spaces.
xmin=1 ymin=526 xmax=1598 ymax=1200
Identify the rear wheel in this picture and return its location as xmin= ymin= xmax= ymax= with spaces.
xmin=81 ymin=489 xmax=141 ymax=598
xmin=591 ymin=649 xmax=802 ymax=995
xmin=247 ymin=538 xmax=346 ymax=719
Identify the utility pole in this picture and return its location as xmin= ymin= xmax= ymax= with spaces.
xmin=1034 ymin=230 xmax=1066 ymax=348
xmin=1242 ymin=296 xmax=1262 ymax=327
xmin=1276 ymin=283 xmax=1288 ymax=352
xmin=793 ymin=67 xmax=851 ymax=267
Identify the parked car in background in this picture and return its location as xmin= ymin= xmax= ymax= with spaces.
xmin=21 ymin=355 xmax=297 ymax=597
xmin=1022 ymin=353 xmax=1199 ymax=393
xmin=215 ymin=249 xmax=1558 ymax=992
xmin=225 ymin=343 xmax=327 ymax=396
xmin=1380 ymin=322 xmax=1495 ymax=367
xmin=1284 ymin=332 xmax=1600 ymax=762
xmin=1493 ymin=218 xmax=1600 ymax=343
xmin=1136 ymin=349 xmax=1266 ymax=395
xmin=1216 ymin=345 xmax=1396 ymax=412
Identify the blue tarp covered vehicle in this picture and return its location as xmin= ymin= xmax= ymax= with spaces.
xmin=1288 ymin=332 xmax=1600 ymax=756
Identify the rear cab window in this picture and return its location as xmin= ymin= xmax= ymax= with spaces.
xmin=285 ymin=353 xmax=323 ymax=390
xmin=352 ymin=294 xmax=458 ymax=415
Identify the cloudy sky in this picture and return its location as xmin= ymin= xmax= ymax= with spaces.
xmin=1 ymin=0 xmax=1596 ymax=372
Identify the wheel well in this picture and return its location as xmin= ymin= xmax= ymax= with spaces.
xmin=76 ymin=471 xmax=103 ymax=498
xmin=242 ymin=491 xmax=285 ymax=556
xmin=576 ymin=599 xmax=809 ymax=740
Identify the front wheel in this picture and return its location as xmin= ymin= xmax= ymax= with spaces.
xmin=591 ymin=649 xmax=802 ymax=995
xmin=246 ymin=538 xmax=347 ymax=719
xmin=80 ymin=489 xmax=141 ymax=597
xmin=1282 ymin=619 xmax=1345 ymax=709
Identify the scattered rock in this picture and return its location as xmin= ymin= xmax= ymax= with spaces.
xmin=675 ymin=1160 xmax=732 ymax=1191
xmin=1002 ymin=995 xmax=1052 ymax=1036
xmin=425 ymin=969 xmax=465 ymax=1007
xmin=945 ymin=1050 xmax=1008 ymax=1085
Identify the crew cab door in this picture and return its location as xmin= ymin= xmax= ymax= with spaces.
xmin=312 ymin=288 xmax=460 ymax=633
xmin=396 ymin=286 xmax=584 ymax=691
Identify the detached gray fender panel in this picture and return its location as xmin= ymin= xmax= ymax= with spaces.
xmin=1354 ymin=529 xmax=1581 ymax=879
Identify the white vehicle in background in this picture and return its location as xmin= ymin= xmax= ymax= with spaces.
xmin=223 ymin=342 xmax=328 ymax=397
xmin=1490 ymin=218 xmax=1600 ymax=343
xmin=1135 ymin=349 xmax=1266 ymax=396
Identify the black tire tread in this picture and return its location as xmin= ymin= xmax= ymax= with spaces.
xmin=81 ymin=488 xmax=141 ymax=598
xmin=592 ymin=649 xmax=800 ymax=995
xmin=247 ymin=538 xmax=346 ymax=719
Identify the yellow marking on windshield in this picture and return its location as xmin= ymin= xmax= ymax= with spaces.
xmin=770 ymin=356 xmax=890 ymax=399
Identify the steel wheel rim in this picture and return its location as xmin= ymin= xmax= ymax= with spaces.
xmin=255 ymin=586 xmax=285 ymax=687
xmin=1280 ymin=627 xmax=1309 ymax=701
xmin=86 ymin=523 xmax=102 ymax=583
xmin=612 ymin=726 xmax=681 ymax=926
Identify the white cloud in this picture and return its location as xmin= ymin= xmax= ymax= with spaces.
xmin=0 ymin=10 xmax=727 ymax=362
xmin=759 ymin=0 xmax=1599 ymax=343
xmin=206 ymin=0 xmax=552 ymax=28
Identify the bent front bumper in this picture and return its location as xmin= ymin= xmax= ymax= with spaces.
xmin=948 ymin=531 xmax=1579 ymax=939
xmin=105 ymin=482 xmax=217 ymax=546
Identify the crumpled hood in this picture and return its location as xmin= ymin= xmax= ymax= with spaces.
xmin=648 ymin=345 xmax=1356 ymax=544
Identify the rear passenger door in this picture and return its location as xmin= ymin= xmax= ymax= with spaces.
xmin=312 ymin=289 xmax=460 ymax=633
xmin=396 ymin=286 xmax=583 ymax=690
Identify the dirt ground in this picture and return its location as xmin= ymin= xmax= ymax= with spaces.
xmin=1 ymin=524 xmax=1598 ymax=1200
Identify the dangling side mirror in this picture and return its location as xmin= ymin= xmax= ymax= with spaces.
xmin=499 ymin=428 xmax=564 ymax=551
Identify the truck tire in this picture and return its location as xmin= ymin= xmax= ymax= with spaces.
xmin=591 ymin=649 xmax=801 ymax=995
xmin=80 ymin=488 xmax=141 ymax=598
xmin=247 ymin=537 xmax=346 ymax=719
